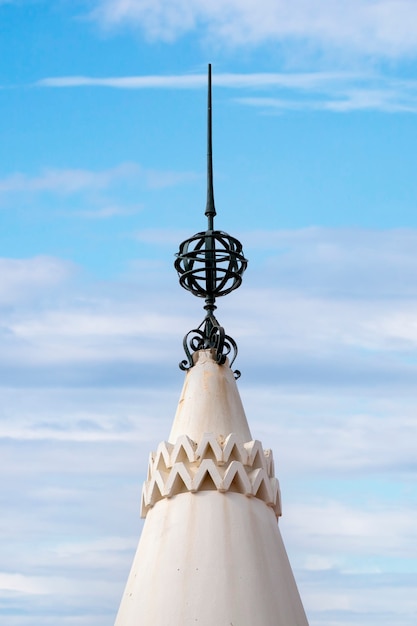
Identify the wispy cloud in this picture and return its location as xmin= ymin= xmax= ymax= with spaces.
xmin=0 ymin=163 xmax=139 ymax=195
xmin=238 ymin=81 xmax=417 ymax=113
xmin=0 ymin=164 xmax=197 ymax=230
xmin=0 ymin=256 xmax=74 ymax=305
xmin=0 ymin=163 xmax=195 ymax=196
xmin=3 ymin=228 xmax=417 ymax=392
xmin=75 ymin=204 xmax=143 ymax=219
xmin=2 ymin=227 xmax=417 ymax=626
xmin=286 ymin=501 xmax=417 ymax=557
xmin=38 ymin=74 xmax=207 ymax=89
xmin=38 ymin=71 xmax=353 ymax=90
xmin=90 ymin=0 xmax=417 ymax=59
xmin=141 ymin=227 xmax=417 ymax=298
xmin=37 ymin=72 xmax=417 ymax=113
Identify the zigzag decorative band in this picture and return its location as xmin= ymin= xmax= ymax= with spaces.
xmin=141 ymin=433 xmax=282 ymax=518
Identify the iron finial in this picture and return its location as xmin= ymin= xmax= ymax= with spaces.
xmin=174 ymin=64 xmax=248 ymax=377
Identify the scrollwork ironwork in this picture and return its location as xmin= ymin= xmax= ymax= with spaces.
xmin=179 ymin=314 xmax=241 ymax=379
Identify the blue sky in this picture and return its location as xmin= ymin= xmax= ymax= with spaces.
xmin=1 ymin=1 xmax=417 ymax=625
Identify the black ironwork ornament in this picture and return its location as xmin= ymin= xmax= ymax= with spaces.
xmin=174 ymin=64 xmax=247 ymax=377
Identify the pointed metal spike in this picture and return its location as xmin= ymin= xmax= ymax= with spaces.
xmin=205 ymin=63 xmax=216 ymax=228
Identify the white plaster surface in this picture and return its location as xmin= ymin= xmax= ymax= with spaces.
xmin=169 ymin=349 xmax=252 ymax=443
xmin=115 ymin=491 xmax=308 ymax=626
xmin=114 ymin=350 xmax=309 ymax=625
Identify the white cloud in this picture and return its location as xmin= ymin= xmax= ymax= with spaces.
xmin=90 ymin=0 xmax=417 ymax=59
xmin=0 ymin=256 xmax=73 ymax=305
xmin=0 ymin=573 xmax=51 ymax=595
xmin=11 ymin=310 xmax=177 ymax=338
xmin=38 ymin=74 xmax=207 ymax=89
xmin=0 ymin=164 xmax=137 ymax=194
xmin=237 ymin=75 xmax=417 ymax=113
xmin=37 ymin=71 xmax=417 ymax=113
xmin=73 ymin=204 xmax=143 ymax=218
xmin=2 ymin=226 xmax=417 ymax=625
xmin=4 ymin=307 xmax=187 ymax=367
xmin=0 ymin=570 xmax=120 ymax=601
xmin=38 ymin=71 xmax=352 ymax=90
xmin=253 ymin=407 xmax=417 ymax=475
xmin=285 ymin=501 xmax=417 ymax=557
xmin=4 ymin=228 xmax=417 ymax=380
xmin=244 ymin=227 xmax=417 ymax=298
xmin=303 ymin=585 xmax=417 ymax=625
xmin=0 ymin=163 xmax=196 ymax=197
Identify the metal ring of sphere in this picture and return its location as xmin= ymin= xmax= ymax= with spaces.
xmin=175 ymin=230 xmax=247 ymax=299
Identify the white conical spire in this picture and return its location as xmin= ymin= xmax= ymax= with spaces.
xmin=114 ymin=349 xmax=309 ymax=626
xmin=169 ymin=348 xmax=252 ymax=442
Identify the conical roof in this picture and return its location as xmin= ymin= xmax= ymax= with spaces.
xmin=114 ymin=349 xmax=309 ymax=626
xmin=169 ymin=348 xmax=252 ymax=442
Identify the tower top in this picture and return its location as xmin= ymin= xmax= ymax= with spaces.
xmin=174 ymin=64 xmax=248 ymax=377
xmin=115 ymin=63 xmax=310 ymax=626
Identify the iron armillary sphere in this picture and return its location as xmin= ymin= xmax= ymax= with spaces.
xmin=174 ymin=64 xmax=248 ymax=377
